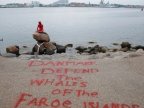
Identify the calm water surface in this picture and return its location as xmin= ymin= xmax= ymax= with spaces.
xmin=0 ymin=7 xmax=144 ymax=51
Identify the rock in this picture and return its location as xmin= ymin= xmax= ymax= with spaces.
xmin=32 ymin=43 xmax=46 ymax=55
xmin=75 ymin=46 xmax=87 ymax=53
xmin=33 ymin=32 xmax=50 ymax=42
xmin=43 ymin=42 xmax=56 ymax=50
xmin=45 ymin=49 xmax=55 ymax=55
xmin=42 ymin=42 xmax=71 ymax=54
xmin=55 ymin=44 xmax=66 ymax=53
xmin=6 ymin=45 xmax=20 ymax=57
xmin=133 ymin=45 xmax=144 ymax=50
xmin=65 ymin=44 xmax=73 ymax=48
xmin=22 ymin=46 xmax=28 ymax=48
xmin=111 ymin=49 xmax=119 ymax=52
xmin=83 ymin=47 xmax=91 ymax=53
xmin=89 ymin=50 xmax=97 ymax=54
xmin=100 ymin=46 xmax=108 ymax=53
xmin=112 ymin=43 xmax=119 ymax=46
xmin=75 ymin=45 xmax=107 ymax=54
xmin=88 ymin=45 xmax=99 ymax=54
xmin=120 ymin=47 xmax=129 ymax=52
xmin=43 ymin=42 xmax=56 ymax=55
xmin=0 ymin=38 xmax=3 ymax=41
xmin=121 ymin=42 xmax=131 ymax=49
xmin=88 ymin=45 xmax=107 ymax=54
xmin=32 ymin=42 xmax=56 ymax=55
xmin=88 ymin=41 xmax=96 ymax=44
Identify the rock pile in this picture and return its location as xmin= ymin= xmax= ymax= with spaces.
xmin=75 ymin=42 xmax=144 ymax=55
xmin=32 ymin=32 xmax=71 ymax=55
xmin=75 ymin=45 xmax=108 ymax=54
xmin=5 ymin=34 xmax=144 ymax=57
xmin=32 ymin=32 xmax=56 ymax=55
xmin=120 ymin=42 xmax=144 ymax=52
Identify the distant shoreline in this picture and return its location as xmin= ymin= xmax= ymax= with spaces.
xmin=0 ymin=7 xmax=143 ymax=9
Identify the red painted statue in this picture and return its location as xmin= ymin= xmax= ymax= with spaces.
xmin=37 ymin=21 xmax=44 ymax=33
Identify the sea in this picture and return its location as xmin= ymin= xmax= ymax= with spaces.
xmin=0 ymin=7 xmax=144 ymax=53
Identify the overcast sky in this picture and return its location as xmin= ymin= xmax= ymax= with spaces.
xmin=0 ymin=0 xmax=144 ymax=5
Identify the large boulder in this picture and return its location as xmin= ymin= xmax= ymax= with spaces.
xmin=55 ymin=44 xmax=66 ymax=53
xmin=121 ymin=42 xmax=131 ymax=49
xmin=32 ymin=42 xmax=56 ymax=55
xmin=43 ymin=42 xmax=56 ymax=55
xmin=33 ymin=32 xmax=50 ymax=42
xmin=52 ymin=43 xmax=72 ymax=54
xmin=6 ymin=45 xmax=20 ymax=56
xmin=43 ymin=42 xmax=56 ymax=50
xmin=32 ymin=43 xmax=45 ymax=55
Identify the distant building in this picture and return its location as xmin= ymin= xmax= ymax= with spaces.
xmin=24 ymin=3 xmax=33 ymax=7
xmin=5 ymin=3 xmax=28 ymax=8
xmin=0 ymin=5 xmax=6 ymax=8
xmin=99 ymin=0 xmax=112 ymax=7
xmin=51 ymin=0 xmax=69 ymax=6
xmin=69 ymin=2 xmax=87 ymax=7
xmin=31 ymin=1 xmax=41 ymax=7
xmin=99 ymin=0 xmax=104 ymax=6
